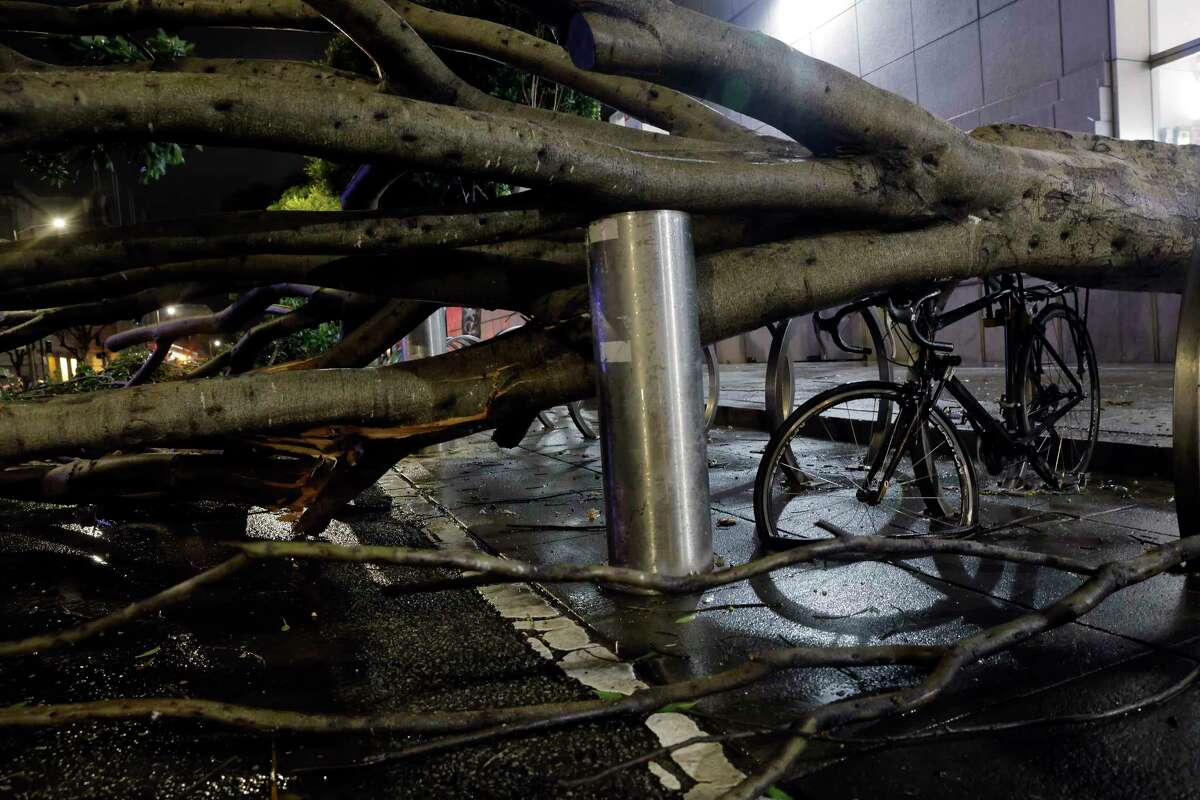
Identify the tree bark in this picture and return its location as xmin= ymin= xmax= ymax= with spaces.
xmin=0 ymin=71 xmax=913 ymax=217
xmin=0 ymin=0 xmax=1195 ymax=519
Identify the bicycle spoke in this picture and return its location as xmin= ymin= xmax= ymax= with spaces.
xmin=759 ymin=386 xmax=973 ymax=543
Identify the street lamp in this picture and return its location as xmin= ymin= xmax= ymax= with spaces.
xmin=165 ymin=305 xmax=178 ymax=316
xmin=12 ymin=216 xmax=69 ymax=240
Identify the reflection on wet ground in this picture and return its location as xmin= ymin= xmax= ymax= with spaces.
xmin=0 ymin=493 xmax=670 ymax=798
xmin=414 ymin=418 xmax=1200 ymax=798
xmin=2 ymin=410 xmax=1198 ymax=798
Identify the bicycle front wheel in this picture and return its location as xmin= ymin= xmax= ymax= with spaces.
xmin=754 ymin=382 xmax=978 ymax=546
xmin=1016 ymin=303 xmax=1100 ymax=484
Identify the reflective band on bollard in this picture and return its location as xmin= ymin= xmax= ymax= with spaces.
xmin=586 ymin=210 xmax=713 ymax=582
xmin=407 ymin=308 xmax=447 ymax=360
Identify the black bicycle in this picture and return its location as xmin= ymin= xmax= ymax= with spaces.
xmin=754 ymin=275 xmax=1100 ymax=546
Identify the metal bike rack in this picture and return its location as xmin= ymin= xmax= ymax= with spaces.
xmin=586 ymin=210 xmax=713 ymax=581
xmin=1174 ymin=245 xmax=1200 ymax=544
xmin=764 ymin=309 xmax=894 ymax=430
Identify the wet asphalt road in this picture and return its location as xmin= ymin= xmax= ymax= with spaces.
xmin=0 ymin=489 xmax=674 ymax=799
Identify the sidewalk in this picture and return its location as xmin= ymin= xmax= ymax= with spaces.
xmin=717 ymin=362 xmax=1175 ymax=474
xmin=403 ymin=418 xmax=1199 ymax=798
xmin=1 ymin=370 xmax=1195 ymax=798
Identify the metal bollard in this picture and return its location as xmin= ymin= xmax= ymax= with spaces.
xmin=407 ymin=308 xmax=447 ymax=361
xmin=586 ymin=210 xmax=713 ymax=582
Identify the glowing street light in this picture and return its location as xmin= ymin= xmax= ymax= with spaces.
xmin=11 ymin=215 xmax=69 ymax=240
xmin=213 ymin=340 xmax=222 ymax=348
xmin=165 ymin=305 xmax=178 ymax=316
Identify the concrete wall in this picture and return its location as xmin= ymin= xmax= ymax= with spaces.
xmin=680 ymin=0 xmax=1174 ymax=365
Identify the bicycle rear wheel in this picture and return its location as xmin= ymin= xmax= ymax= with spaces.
xmin=754 ymin=382 xmax=978 ymax=546
xmin=1016 ymin=304 xmax=1100 ymax=484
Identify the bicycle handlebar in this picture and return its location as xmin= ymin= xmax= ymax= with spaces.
xmin=811 ymin=294 xmax=889 ymax=357
xmin=887 ymin=290 xmax=956 ymax=353
xmin=820 ymin=278 xmax=1078 ymax=360
xmin=812 ymin=308 xmax=870 ymax=356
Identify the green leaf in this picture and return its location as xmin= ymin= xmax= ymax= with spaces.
xmin=280 ymin=618 xmax=290 ymax=632
xmin=674 ymin=613 xmax=699 ymax=625
xmin=656 ymin=701 xmax=698 ymax=714
xmin=592 ymin=690 xmax=625 ymax=702
xmin=135 ymin=646 xmax=161 ymax=659
xmin=766 ymin=788 xmax=794 ymax=800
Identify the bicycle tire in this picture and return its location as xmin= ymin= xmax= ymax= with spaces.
xmin=1015 ymin=303 xmax=1100 ymax=483
xmin=568 ymin=398 xmax=599 ymax=439
xmin=754 ymin=381 xmax=978 ymax=547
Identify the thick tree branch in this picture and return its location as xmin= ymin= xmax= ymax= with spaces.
xmin=306 ymin=300 xmax=432 ymax=369
xmin=0 ymin=0 xmax=758 ymax=145
xmin=392 ymin=1 xmax=758 ymax=144
xmin=124 ymin=337 xmax=174 ymax=386
xmin=0 ymin=203 xmax=587 ymax=291
xmin=567 ymin=0 xmax=1046 ymax=212
xmin=0 ymin=282 xmax=220 ymax=352
xmin=0 ymin=0 xmax=324 ymax=32
xmin=206 ymin=290 xmax=383 ymax=376
xmin=0 ymin=42 xmax=378 ymax=92
xmin=0 ymin=451 xmax=328 ymax=506
xmin=0 ymin=71 xmax=924 ymax=218
xmin=1 ymin=207 xmax=1196 ymax=463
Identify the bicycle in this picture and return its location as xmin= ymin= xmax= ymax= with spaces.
xmin=754 ymin=275 xmax=1100 ymax=547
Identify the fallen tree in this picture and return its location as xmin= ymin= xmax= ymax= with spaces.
xmin=0 ymin=0 xmax=1198 ymax=793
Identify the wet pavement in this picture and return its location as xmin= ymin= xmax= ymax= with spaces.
xmin=406 ymin=405 xmax=1200 ymax=799
xmin=0 ymin=493 xmax=675 ymax=799
xmin=0 ymin=362 xmax=1197 ymax=798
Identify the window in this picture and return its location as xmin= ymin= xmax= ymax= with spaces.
xmin=1151 ymin=2 xmax=1200 ymax=144
xmin=1152 ymin=0 xmax=1200 ymax=54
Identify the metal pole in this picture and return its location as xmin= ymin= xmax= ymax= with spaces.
xmin=586 ymin=210 xmax=712 ymax=581
xmin=1173 ymin=245 xmax=1200 ymax=549
xmin=406 ymin=308 xmax=448 ymax=361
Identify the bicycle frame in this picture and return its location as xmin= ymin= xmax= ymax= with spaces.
xmin=853 ymin=275 xmax=1087 ymax=500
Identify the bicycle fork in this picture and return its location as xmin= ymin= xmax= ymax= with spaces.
xmin=855 ymin=385 xmax=943 ymax=507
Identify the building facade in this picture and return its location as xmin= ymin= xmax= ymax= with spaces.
xmin=678 ymin=0 xmax=1199 ymax=365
